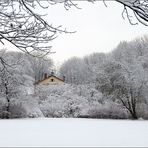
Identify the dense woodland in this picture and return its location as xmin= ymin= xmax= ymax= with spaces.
xmin=0 ymin=36 xmax=148 ymax=119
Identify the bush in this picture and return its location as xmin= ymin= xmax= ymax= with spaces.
xmin=0 ymin=95 xmax=43 ymax=119
xmin=9 ymin=103 xmax=27 ymax=118
xmin=40 ymin=101 xmax=64 ymax=118
xmin=136 ymin=103 xmax=148 ymax=119
xmin=0 ymin=101 xmax=27 ymax=119
xmin=87 ymin=102 xmax=129 ymax=119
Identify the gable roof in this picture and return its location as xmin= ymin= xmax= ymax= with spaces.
xmin=35 ymin=75 xmax=64 ymax=85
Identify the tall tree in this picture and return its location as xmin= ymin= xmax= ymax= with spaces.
xmin=26 ymin=53 xmax=53 ymax=82
xmin=0 ymin=50 xmax=34 ymax=118
xmin=60 ymin=57 xmax=89 ymax=84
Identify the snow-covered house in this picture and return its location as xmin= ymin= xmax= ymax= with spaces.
xmin=36 ymin=72 xmax=65 ymax=85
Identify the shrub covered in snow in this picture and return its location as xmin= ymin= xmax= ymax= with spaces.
xmin=36 ymin=84 xmax=131 ymax=119
xmin=38 ymin=84 xmax=90 ymax=118
xmin=87 ymin=101 xmax=129 ymax=119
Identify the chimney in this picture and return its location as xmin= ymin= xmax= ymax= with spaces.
xmin=51 ymin=71 xmax=54 ymax=76
xmin=63 ymin=76 xmax=65 ymax=82
xmin=44 ymin=73 xmax=47 ymax=79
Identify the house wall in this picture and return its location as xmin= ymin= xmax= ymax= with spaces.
xmin=38 ymin=76 xmax=64 ymax=85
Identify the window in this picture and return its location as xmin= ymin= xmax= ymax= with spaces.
xmin=51 ymin=79 xmax=54 ymax=82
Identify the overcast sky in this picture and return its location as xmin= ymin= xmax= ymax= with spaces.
xmin=2 ymin=1 xmax=148 ymax=66
xmin=44 ymin=1 xmax=148 ymax=66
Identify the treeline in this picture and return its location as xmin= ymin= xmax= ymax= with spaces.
xmin=59 ymin=36 xmax=148 ymax=119
xmin=0 ymin=36 xmax=148 ymax=119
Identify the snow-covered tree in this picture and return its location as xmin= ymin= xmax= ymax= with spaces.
xmin=96 ymin=42 xmax=148 ymax=119
xmin=83 ymin=52 xmax=107 ymax=83
xmin=60 ymin=53 xmax=107 ymax=84
xmin=115 ymin=0 xmax=148 ymax=26
xmin=25 ymin=53 xmax=53 ymax=82
xmin=0 ymin=50 xmax=34 ymax=118
xmin=0 ymin=0 xmax=72 ymax=57
xmin=60 ymin=57 xmax=89 ymax=84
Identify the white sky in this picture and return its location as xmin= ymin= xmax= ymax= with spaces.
xmin=45 ymin=1 xmax=148 ymax=66
xmin=1 ymin=1 xmax=148 ymax=66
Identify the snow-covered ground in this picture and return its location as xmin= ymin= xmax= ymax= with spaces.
xmin=0 ymin=118 xmax=148 ymax=147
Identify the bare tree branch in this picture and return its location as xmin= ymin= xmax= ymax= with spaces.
xmin=0 ymin=0 xmax=75 ymax=57
xmin=116 ymin=0 xmax=148 ymax=26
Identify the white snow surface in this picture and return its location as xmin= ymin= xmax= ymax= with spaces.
xmin=0 ymin=118 xmax=148 ymax=147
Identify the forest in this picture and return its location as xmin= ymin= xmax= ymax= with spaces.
xmin=1 ymin=35 xmax=148 ymax=119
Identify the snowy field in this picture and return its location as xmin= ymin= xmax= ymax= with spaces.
xmin=0 ymin=118 xmax=148 ymax=147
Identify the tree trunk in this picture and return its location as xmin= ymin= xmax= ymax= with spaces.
xmin=121 ymin=98 xmax=138 ymax=119
xmin=131 ymin=109 xmax=138 ymax=119
xmin=4 ymin=82 xmax=10 ymax=119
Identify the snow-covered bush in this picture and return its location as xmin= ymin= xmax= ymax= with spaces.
xmin=9 ymin=102 xmax=27 ymax=118
xmin=0 ymin=98 xmax=8 ymax=119
xmin=0 ymin=95 xmax=43 ymax=119
xmin=21 ymin=95 xmax=44 ymax=118
xmin=136 ymin=103 xmax=148 ymax=119
xmin=0 ymin=97 xmax=27 ymax=118
xmin=37 ymin=84 xmax=95 ymax=118
xmin=87 ymin=101 xmax=129 ymax=119
xmin=36 ymin=84 xmax=131 ymax=119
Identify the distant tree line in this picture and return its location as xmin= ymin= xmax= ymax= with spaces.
xmin=1 ymin=36 xmax=148 ymax=119
xmin=59 ymin=36 xmax=148 ymax=119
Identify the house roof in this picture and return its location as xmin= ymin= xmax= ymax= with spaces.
xmin=35 ymin=75 xmax=64 ymax=85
